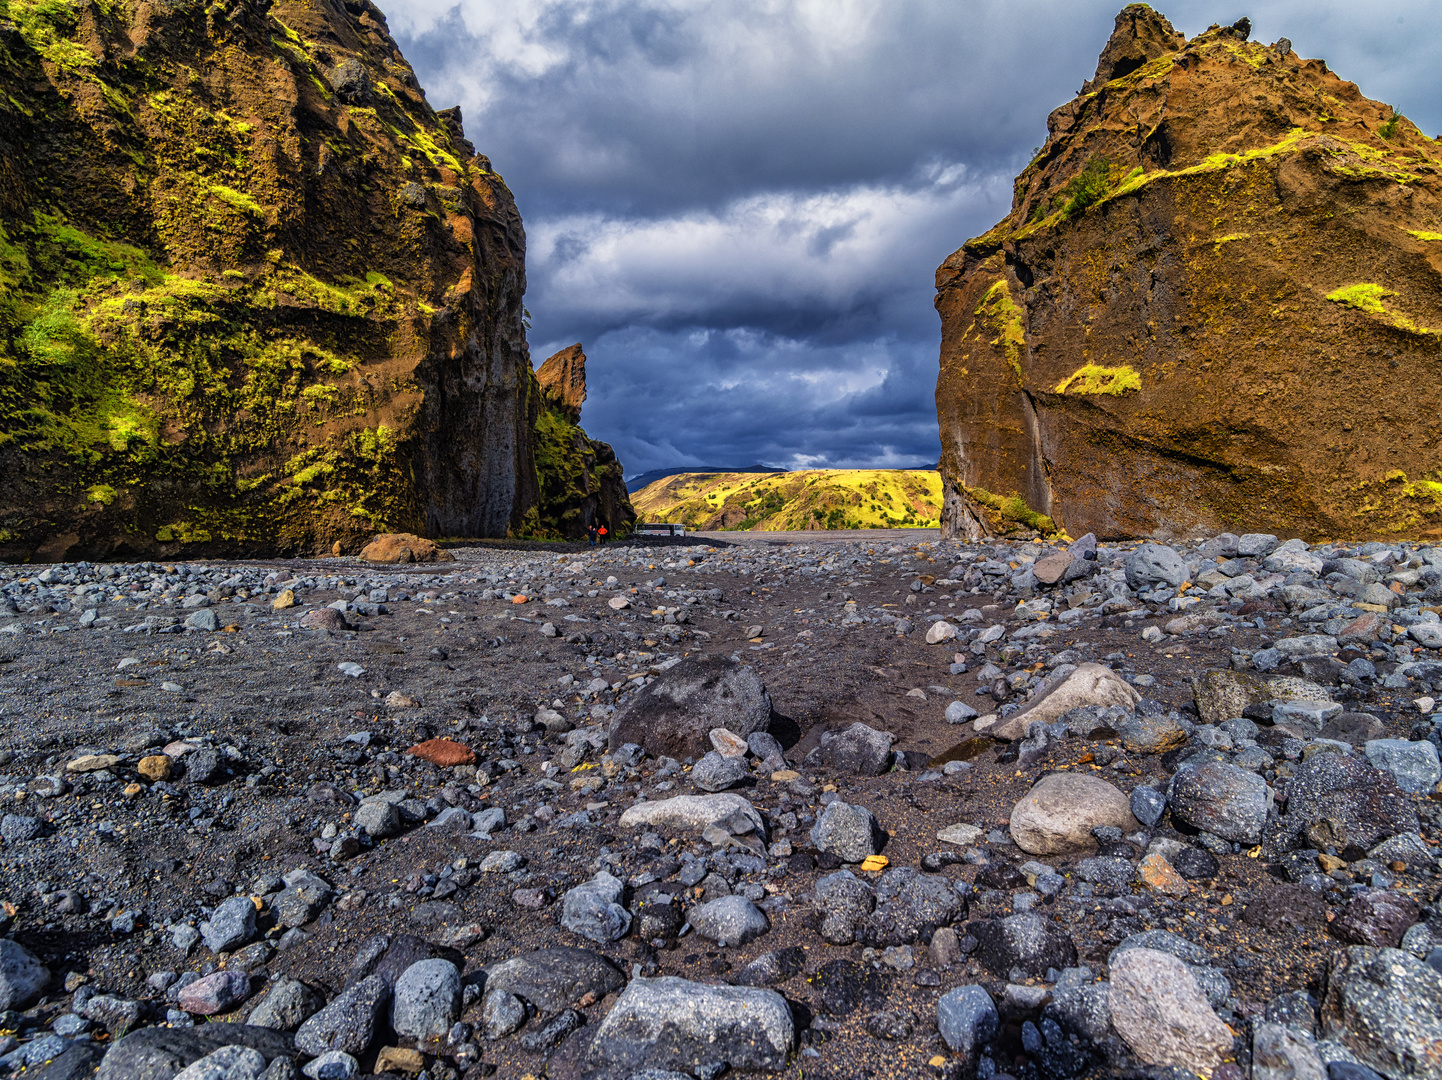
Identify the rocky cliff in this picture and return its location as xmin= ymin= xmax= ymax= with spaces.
xmin=0 ymin=0 xmax=576 ymax=558
xmin=935 ymin=6 xmax=1442 ymax=542
xmin=531 ymin=343 xmax=635 ymax=539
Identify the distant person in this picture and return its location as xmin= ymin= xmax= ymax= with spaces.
xmin=587 ymin=522 xmax=598 ymax=546
xmin=598 ymin=523 xmax=608 ymax=543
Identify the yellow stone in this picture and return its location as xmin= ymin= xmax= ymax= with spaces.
xmin=272 ymin=589 xmax=296 ymax=610
xmin=859 ymin=855 xmax=889 ymax=872
xmin=374 ymin=1046 xmax=424 ymax=1073
xmin=929 ymin=1056 xmax=947 ymax=1068
xmin=1351 ymin=602 xmax=1388 ymax=613
xmin=1317 ymin=853 xmax=1347 ymax=872
xmin=138 ymin=755 xmax=173 ymax=782
xmin=770 ymin=770 xmax=800 ymax=782
xmin=122 ymin=783 xmax=143 ymax=798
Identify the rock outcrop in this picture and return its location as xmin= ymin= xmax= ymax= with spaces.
xmin=935 ymin=5 xmax=1442 ymax=541
xmin=530 ymin=344 xmax=635 ymax=539
xmin=0 ymin=0 xmax=610 ymax=558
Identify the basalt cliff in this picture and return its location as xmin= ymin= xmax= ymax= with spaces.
xmin=0 ymin=0 xmax=608 ymax=558
xmin=532 ymin=343 xmax=635 ymax=539
xmin=935 ymin=6 xmax=1442 ymax=543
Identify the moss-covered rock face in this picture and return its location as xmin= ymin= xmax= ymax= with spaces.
xmin=0 ymin=0 xmax=546 ymax=558
xmin=935 ymin=5 xmax=1442 ymax=542
xmin=528 ymin=344 xmax=635 ymax=540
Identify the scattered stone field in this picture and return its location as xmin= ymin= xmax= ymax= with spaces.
xmin=0 ymin=530 xmax=1439 ymax=1080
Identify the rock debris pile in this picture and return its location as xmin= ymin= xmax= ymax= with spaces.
xmin=0 ymin=530 xmax=1439 ymax=1078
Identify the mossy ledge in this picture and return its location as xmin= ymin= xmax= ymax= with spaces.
xmin=0 ymin=0 xmax=593 ymax=559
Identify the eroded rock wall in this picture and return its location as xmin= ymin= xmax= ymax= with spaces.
xmin=0 ymin=0 xmax=541 ymax=558
xmin=935 ymin=5 xmax=1442 ymax=542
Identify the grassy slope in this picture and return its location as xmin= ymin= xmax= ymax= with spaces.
xmin=632 ymin=470 xmax=943 ymax=531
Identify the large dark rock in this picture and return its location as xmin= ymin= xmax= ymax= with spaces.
xmin=1265 ymin=753 xmax=1419 ymax=857
xmin=972 ymin=913 xmax=1077 ymax=978
xmin=802 ymin=722 xmax=895 ymax=776
xmin=608 ymin=658 xmax=771 ymax=759
xmin=94 ymin=1024 xmax=293 ymax=1080
xmin=1329 ymin=889 xmax=1421 ymax=948
xmin=481 ymin=947 xmax=625 ymax=1013
xmin=862 ymin=867 xmax=966 ymax=946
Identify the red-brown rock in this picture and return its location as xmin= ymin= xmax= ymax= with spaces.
xmin=536 ymin=344 xmax=589 ymax=423
xmin=358 ymin=534 xmax=454 ymax=565
xmin=407 ymin=739 xmax=476 ymax=767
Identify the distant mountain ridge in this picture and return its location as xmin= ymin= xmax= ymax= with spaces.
xmin=625 ymin=465 xmax=785 ymax=494
xmin=632 ymin=470 xmax=942 ymax=530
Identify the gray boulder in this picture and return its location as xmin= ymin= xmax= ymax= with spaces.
xmin=688 ymin=896 xmax=769 ymax=946
xmin=589 ymin=976 xmax=793 ymax=1072
xmin=1266 ymin=752 xmax=1418 ymax=856
xmin=973 ymin=913 xmax=1077 ymax=978
xmin=863 ymin=867 xmax=965 ymax=946
xmin=690 ymin=751 xmax=748 ymax=792
xmin=201 ymin=896 xmax=258 ymax=954
xmin=608 ymin=658 xmax=771 ymax=760
xmin=391 ymin=959 xmax=461 ymax=1041
xmin=94 ymin=1025 xmax=294 ymax=1080
xmin=247 ymin=977 xmax=321 ymax=1031
xmin=481 ymin=947 xmax=624 ymax=1013
xmin=1363 ymin=738 xmax=1441 ymax=794
xmin=802 ymin=723 xmax=895 ymax=776
xmin=560 ymin=872 xmax=632 ymax=944
xmin=1320 ymin=947 xmax=1442 ymax=1079
xmin=1169 ymin=761 xmax=1269 ymax=844
xmin=810 ymin=800 xmax=884 ymax=863
xmin=293 ymin=975 xmax=388 ymax=1057
xmin=936 ymin=985 xmax=998 ymax=1057
xmin=1125 ymin=544 xmax=1189 ymax=589
xmin=813 ymin=871 xmax=876 ymax=945
xmin=1253 ymin=1022 xmax=1326 ymax=1080
xmin=0 ymin=938 xmax=49 ymax=1010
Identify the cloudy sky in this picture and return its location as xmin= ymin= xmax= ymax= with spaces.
xmin=385 ymin=0 xmax=1442 ymax=477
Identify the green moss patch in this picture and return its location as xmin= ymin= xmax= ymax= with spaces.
xmin=1055 ymin=363 xmax=1141 ymax=396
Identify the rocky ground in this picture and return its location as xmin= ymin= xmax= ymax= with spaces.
xmin=0 ymin=530 xmax=1439 ymax=1080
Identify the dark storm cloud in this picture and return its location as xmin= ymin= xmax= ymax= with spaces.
xmin=384 ymin=0 xmax=1442 ymax=475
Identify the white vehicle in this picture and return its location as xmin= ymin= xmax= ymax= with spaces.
xmin=635 ymin=522 xmax=687 ymax=537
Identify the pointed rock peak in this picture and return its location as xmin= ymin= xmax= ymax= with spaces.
xmin=1087 ymin=5 xmax=1185 ymax=89
xmin=537 ymin=343 xmax=588 ymax=422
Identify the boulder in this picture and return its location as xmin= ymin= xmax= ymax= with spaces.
xmin=1320 ymin=947 xmax=1442 ymax=1079
xmin=1363 ymin=738 xmax=1441 ymax=794
xmin=608 ymin=657 xmax=772 ymax=760
xmin=357 ymin=534 xmax=453 ymax=564
xmin=94 ymin=1025 xmax=294 ymax=1080
xmin=937 ymin=985 xmax=998 ymax=1057
xmin=0 ymin=939 xmax=49 ymax=1011
xmin=688 ymin=896 xmax=769 ymax=946
xmin=481 ymin=948 xmax=624 ymax=1013
xmin=619 ymin=794 xmax=764 ymax=837
xmin=1169 ymin=761 xmax=1269 ymax=844
xmin=1124 ymin=544 xmax=1190 ymax=589
xmin=802 ymin=722 xmax=895 ymax=776
xmin=810 ymin=800 xmax=885 ymax=863
xmin=987 ymin=664 xmax=1140 ymax=741
xmin=972 ymin=913 xmax=1077 ymax=978
xmin=1109 ymin=948 xmax=1233 ymax=1078
xmin=1191 ymin=670 xmax=1333 ymax=727
xmin=589 ymin=977 xmax=794 ymax=1073
xmin=293 ymin=975 xmax=389 ymax=1057
xmin=391 ymin=959 xmax=461 ymax=1042
xmin=560 ymin=872 xmax=631 ymax=944
xmin=1265 ymin=752 xmax=1419 ymax=856
xmin=1009 ymin=773 xmax=1138 ymax=854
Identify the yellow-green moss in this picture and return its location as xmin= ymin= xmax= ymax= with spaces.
xmin=1408 ymin=230 xmax=1442 ymax=241
xmin=1326 ymin=283 xmax=1392 ymax=313
xmin=974 ymin=281 xmax=1026 ymax=383
xmin=969 ymin=487 xmax=1056 ymax=535
xmin=1055 ymin=364 xmax=1141 ymax=396
xmin=209 ymin=185 xmax=265 ymax=216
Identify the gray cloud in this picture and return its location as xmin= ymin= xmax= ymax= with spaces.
xmin=386 ymin=0 xmax=1442 ymax=476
